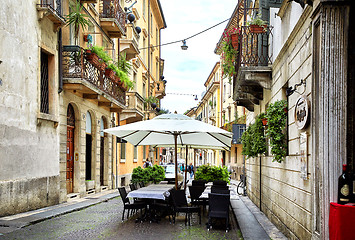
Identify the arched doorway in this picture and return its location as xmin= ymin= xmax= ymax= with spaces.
xmin=100 ymin=117 xmax=107 ymax=186
xmin=66 ymin=104 xmax=75 ymax=193
xmin=86 ymin=111 xmax=92 ymax=180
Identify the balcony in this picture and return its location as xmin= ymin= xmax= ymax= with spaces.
xmin=62 ymin=46 xmax=126 ymax=110
xmin=100 ymin=0 xmax=126 ymax=38
xmin=209 ymin=108 xmax=217 ymax=121
xmin=233 ymin=25 xmax=273 ymax=110
xmin=36 ymin=0 xmax=65 ymax=32
xmin=120 ymin=92 xmax=145 ymax=123
xmin=120 ymin=24 xmax=140 ymax=61
xmin=154 ymin=80 xmax=166 ymax=99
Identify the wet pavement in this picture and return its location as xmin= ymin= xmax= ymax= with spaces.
xmin=0 ymin=197 xmax=240 ymax=240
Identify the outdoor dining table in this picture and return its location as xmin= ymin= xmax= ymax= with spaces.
xmin=127 ymin=184 xmax=175 ymax=200
xmin=199 ymin=185 xmax=238 ymax=200
xmin=127 ymin=184 xmax=175 ymax=223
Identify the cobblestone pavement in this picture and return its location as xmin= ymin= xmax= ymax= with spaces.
xmin=0 ymin=197 xmax=240 ymax=240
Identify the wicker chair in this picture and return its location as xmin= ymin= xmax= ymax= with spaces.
xmin=207 ymin=193 xmax=230 ymax=232
xmin=170 ymin=189 xmax=201 ymax=225
xmin=118 ymin=187 xmax=146 ymax=221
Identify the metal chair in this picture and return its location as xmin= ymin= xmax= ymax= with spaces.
xmin=211 ymin=185 xmax=229 ymax=194
xmin=207 ymin=193 xmax=230 ymax=232
xmin=129 ymin=183 xmax=137 ymax=191
xmin=170 ymin=189 xmax=201 ymax=225
xmin=138 ymin=182 xmax=145 ymax=188
xmin=192 ymin=179 xmax=207 ymax=187
xmin=118 ymin=187 xmax=146 ymax=221
xmin=212 ymin=180 xmax=227 ymax=186
xmin=189 ymin=185 xmax=208 ymax=213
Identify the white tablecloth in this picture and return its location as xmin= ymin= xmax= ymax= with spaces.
xmin=127 ymin=184 xmax=174 ymax=200
xmin=200 ymin=186 xmax=238 ymax=200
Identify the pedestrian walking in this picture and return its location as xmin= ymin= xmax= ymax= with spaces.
xmin=188 ymin=163 xmax=194 ymax=179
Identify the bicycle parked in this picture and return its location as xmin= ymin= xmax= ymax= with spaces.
xmin=237 ymin=174 xmax=246 ymax=195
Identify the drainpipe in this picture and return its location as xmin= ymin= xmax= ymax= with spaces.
xmin=58 ymin=28 xmax=63 ymax=93
xmin=259 ymin=156 xmax=262 ymax=210
xmin=147 ymin=0 xmax=151 ymax=97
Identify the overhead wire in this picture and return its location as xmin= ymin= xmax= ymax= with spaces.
xmin=138 ymin=17 xmax=231 ymax=50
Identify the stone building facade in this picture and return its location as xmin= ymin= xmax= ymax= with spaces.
xmin=0 ymin=0 xmax=166 ymax=216
xmin=0 ymin=0 xmax=65 ymax=216
xmin=232 ymin=0 xmax=354 ymax=239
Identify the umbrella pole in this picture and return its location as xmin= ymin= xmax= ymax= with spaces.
xmin=174 ymin=134 xmax=178 ymax=190
xmin=184 ymin=145 xmax=188 ymax=191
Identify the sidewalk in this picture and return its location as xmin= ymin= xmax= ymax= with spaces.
xmin=0 ymin=183 xmax=287 ymax=240
xmin=230 ymin=179 xmax=287 ymax=240
xmin=0 ymin=190 xmax=119 ymax=235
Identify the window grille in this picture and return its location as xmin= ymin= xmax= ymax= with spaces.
xmin=40 ymin=51 xmax=49 ymax=114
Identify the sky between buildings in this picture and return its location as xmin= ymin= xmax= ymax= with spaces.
xmin=159 ymin=0 xmax=237 ymax=114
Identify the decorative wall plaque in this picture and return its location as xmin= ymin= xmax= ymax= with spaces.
xmin=294 ymin=96 xmax=310 ymax=130
xmin=299 ymin=132 xmax=308 ymax=180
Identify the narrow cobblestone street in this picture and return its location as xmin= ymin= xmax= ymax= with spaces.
xmin=0 ymin=197 xmax=240 ymax=240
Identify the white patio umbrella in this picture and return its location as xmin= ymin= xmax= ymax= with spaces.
xmin=104 ymin=113 xmax=232 ymax=189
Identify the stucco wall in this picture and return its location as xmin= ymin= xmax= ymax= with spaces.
xmin=59 ymin=91 xmax=113 ymax=201
xmin=246 ymin=5 xmax=313 ymax=240
xmin=0 ymin=0 xmax=60 ymax=216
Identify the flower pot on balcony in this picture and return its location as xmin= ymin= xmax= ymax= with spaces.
xmin=231 ymin=34 xmax=239 ymax=49
xmin=85 ymin=51 xmax=98 ymax=64
xmin=250 ymin=24 xmax=267 ymax=33
xmin=261 ymin=118 xmax=268 ymax=126
xmin=105 ymin=68 xmax=116 ymax=80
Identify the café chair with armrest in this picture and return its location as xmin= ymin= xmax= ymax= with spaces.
xmin=118 ymin=187 xmax=146 ymax=221
xmin=171 ymin=189 xmax=201 ymax=225
xmin=189 ymin=185 xmax=208 ymax=213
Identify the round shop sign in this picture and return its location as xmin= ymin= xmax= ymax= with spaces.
xmin=294 ymin=96 xmax=310 ymax=130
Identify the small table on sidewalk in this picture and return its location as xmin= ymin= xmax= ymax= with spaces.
xmin=127 ymin=184 xmax=174 ymax=200
xmin=199 ymin=186 xmax=238 ymax=200
xmin=127 ymin=184 xmax=174 ymax=223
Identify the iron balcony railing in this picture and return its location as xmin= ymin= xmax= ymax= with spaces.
xmin=236 ymin=25 xmax=273 ymax=68
xmin=62 ymin=46 xmax=126 ymax=106
xmin=100 ymin=0 xmax=126 ymax=32
xmin=37 ymin=0 xmax=64 ymax=18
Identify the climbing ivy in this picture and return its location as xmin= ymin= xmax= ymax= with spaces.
xmin=241 ymin=113 xmax=266 ymax=158
xmin=265 ymin=100 xmax=288 ymax=163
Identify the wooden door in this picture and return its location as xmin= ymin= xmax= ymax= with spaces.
xmin=66 ymin=126 xmax=74 ymax=193
xmin=100 ymin=137 xmax=104 ymax=185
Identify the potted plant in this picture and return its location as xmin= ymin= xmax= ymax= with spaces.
xmin=247 ymin=13 xmax=268 ymax=33
xmin=65 ymin=0 xmax=90 ymax=45
xmin=87 ymin=45 xmax=112 ymax=71
xmin=105 ymin=63 xmax=116 ymax=80
xmin=221 ymin=28 xmax=238 ymax=83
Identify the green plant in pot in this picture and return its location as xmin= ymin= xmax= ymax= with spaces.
xmin=87 ymin=45 xmax=112 ymax=71
xmin=247 ymin=13 xmax=268 ymax=33
xmin=65 ymin=0 xmax=90 ymax=45
xmin=221 ymin=28 xmax=238 ymax=83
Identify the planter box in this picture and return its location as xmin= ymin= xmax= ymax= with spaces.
xmin=105 ymin=68 xmax=116 ymax=80
xmin=85 ymin=52 xmax=106 ymax=72
xmin=249 ymin=24 xmax=267 ymax=33
xmin=85 ymin=180 xmax=95 ymax=191
xmin=231 ymin=34 xmax=239 ymax=49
